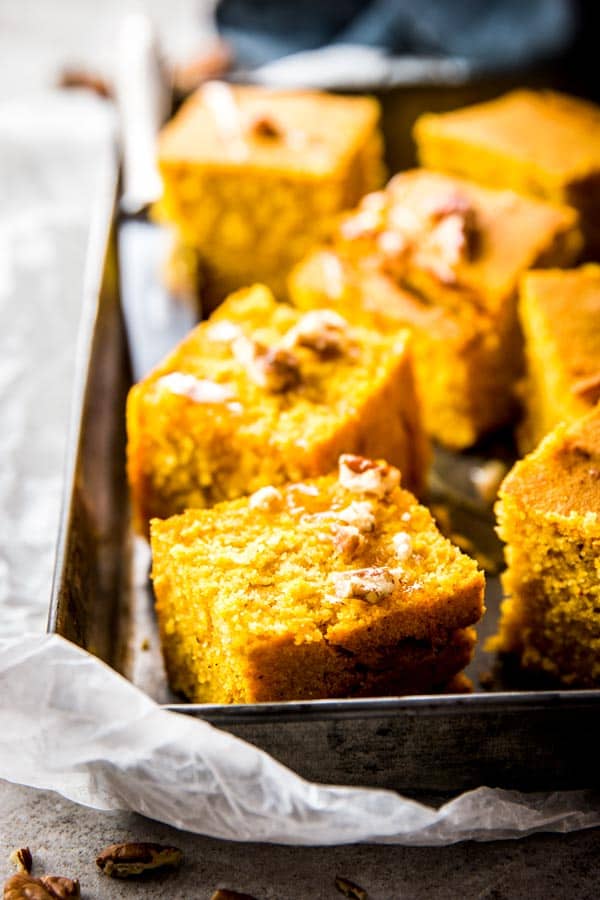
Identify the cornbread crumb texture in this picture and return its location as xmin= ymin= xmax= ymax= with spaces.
xmin=157 ymin=84 xmax=384 ymax=305
xmin=518 ymin=265 xmax=600 ymax=451
xmin=127 ymin=285 xmax=429 ymax=532
xmin=151 ymin=456 xmax=484 ymax=703
xmin=490 ymin=407 xmax=600 ymax=686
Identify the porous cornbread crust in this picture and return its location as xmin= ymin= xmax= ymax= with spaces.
xmin=156 ymin=84 xmax=384 ymax=309
xmin=151 ymin=456 xmax=485 ymax=702
xmin=518 ymin=266 xmax=600 ymax=452
xmin=489 ymin=407 xmax=600 ymax=686
xmin=127 ymin=285 xmax=429 ymax=533
xmin=414 ymin=90 xmax=600 ymax=256
xmin=289 ymin=170 xmax=581 ymax=448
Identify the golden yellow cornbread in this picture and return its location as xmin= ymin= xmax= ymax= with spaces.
xmin=289 ymin=169 xmax=581 ymax=448
xmin=489 ymin=406 xmax=600 ymax=686
xmin=156 ymin=83 xmax=384 ymax=310
xmin=290 ymin=249 xmax=521 ymax=449
xmin=518 ymin=265 xmax=600 ymax=452
xmin=414 ymin=90 xmax=600 ymax=256
xmin=127 ymin=285 xmax=429 ymax=533
xmin=151 ymin=455 xmax=485 ymax=703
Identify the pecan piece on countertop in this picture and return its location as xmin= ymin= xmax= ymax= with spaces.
xmin=211 ymin=891 xmax=259 ymax=900
xmin=8 ymin=849 xmax=32 ymax=875
xmin=96 ymin=842 xmax=183 ymax=879
xmin=3 ymin=873 xmax=80 ymax=900
xmin=334 ymin=874 xmax=369 ymax=899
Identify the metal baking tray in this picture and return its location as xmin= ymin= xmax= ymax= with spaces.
xmin=49 ymin=168 xmax=600 ymax=799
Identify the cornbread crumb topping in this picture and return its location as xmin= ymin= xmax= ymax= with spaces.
xmin=338 ymin=455 xmax=400 ymax=497
xmin=283 ymin=309 xmax=351 ymax=357
xmin=332 ymin=566 xmax=400 ymax=602
xmin=248 ymin=485 xmax=284 ymax=512
xmin=157 ymin=373 xmax=236 ymax=405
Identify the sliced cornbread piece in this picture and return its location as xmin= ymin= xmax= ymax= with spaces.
xmin=489 ymin=407 xmax=600 ymax=686
xmin=414 ymin=90 xmax=600 ymax=256
xmin=333 ymin=170 xmax=581 ymax=318
xmin=518 ymin=265 xmax=600 ymax=451
xmin=289 ymin=169 xmax=580 ymax=448
xmin=290 ymin=249 xmax=521 ymax=448
xmin=156 ymin=83 xmax=384 ymax=310
xmin=151 ymin=455 xmax=485 ymax=702
xmin=127 ymin=285 xmax=429 ymax=533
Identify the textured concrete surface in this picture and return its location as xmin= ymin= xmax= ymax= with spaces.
xmin=1 ymin=780 xmax=600 ymax=899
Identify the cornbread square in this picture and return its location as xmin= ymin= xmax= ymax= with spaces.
xmin=333 ymin=170 xmax=581 ymax=318
xmin=151 ymin=456 xmax=485 ymax=702
xmin=290 ymin=249 xmax=521 ymax=449
xmin=489 ymin=407 xmax=600 ymax=686
xmin=289 ymin=170 xmax=581 ymax=448
xmin=157 ymin=83 xmax=384 ymax=309
xmin=127 ymin=285 xmax=429 ymax=533
xmin=518 ymin=266 xmax=600 ymax=452
xmin=414 ymin=90 xmax=600 ymax=255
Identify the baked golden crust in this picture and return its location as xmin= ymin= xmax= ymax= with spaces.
xmin=489 ymin=406 xmax=600 ymax=686
xmin=151 ymin=457 xmax=485 ymax=702
xmin=127 ymin=285 xmax=429 ymax=533
xmin=518 ymin=265 xmax=600 ymax=451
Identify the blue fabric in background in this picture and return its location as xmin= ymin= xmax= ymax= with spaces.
xmin=217 ymin=0 xmax=576 ymax=74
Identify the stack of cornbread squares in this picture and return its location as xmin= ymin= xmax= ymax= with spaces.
xmin=128 ymin=84 xmax=600 ymax=702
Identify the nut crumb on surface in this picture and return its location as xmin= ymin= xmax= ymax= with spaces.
xmin=335 ymin=874 xmax=369 ymax=899
xmin=338 ymin=455 xmax=400 ymax=498
xmin=248 ymin=113 xmax=282 ymax=139
xmin=3 ymin=873 xmax=81 ymax=899
xmin=283 ymin=309 xmax=351 ymax=357
xmin=337 ymin=500 xmax=376 ymax=533
xmin=248 ymin=485 xmax=284 ymax=512
xmin=332 ymin=566 xmax=399 ymax=603
xmin=211 ymin=890 xmax=259 ymax=900
xmin=232 ymin=336 xmax=301 ymax=392
xmin=157 ymin=373 xmax=235 ymax=405
xmin=9 ymin=848 xmax=32 ymax=874
xmin=392 ymin=531 xmax=413 ymax=561
xmin=331 ymin=524 xmax=363 ymax=558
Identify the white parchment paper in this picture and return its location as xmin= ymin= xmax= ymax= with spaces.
xmin=0 ymin=89 xmax=599 ymax=848
xmin=1 ymin=633 xmax=599 ymax=846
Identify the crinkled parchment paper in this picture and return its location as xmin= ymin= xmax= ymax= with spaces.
xmin=0 ymin=91 xmax=599 ymax=847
